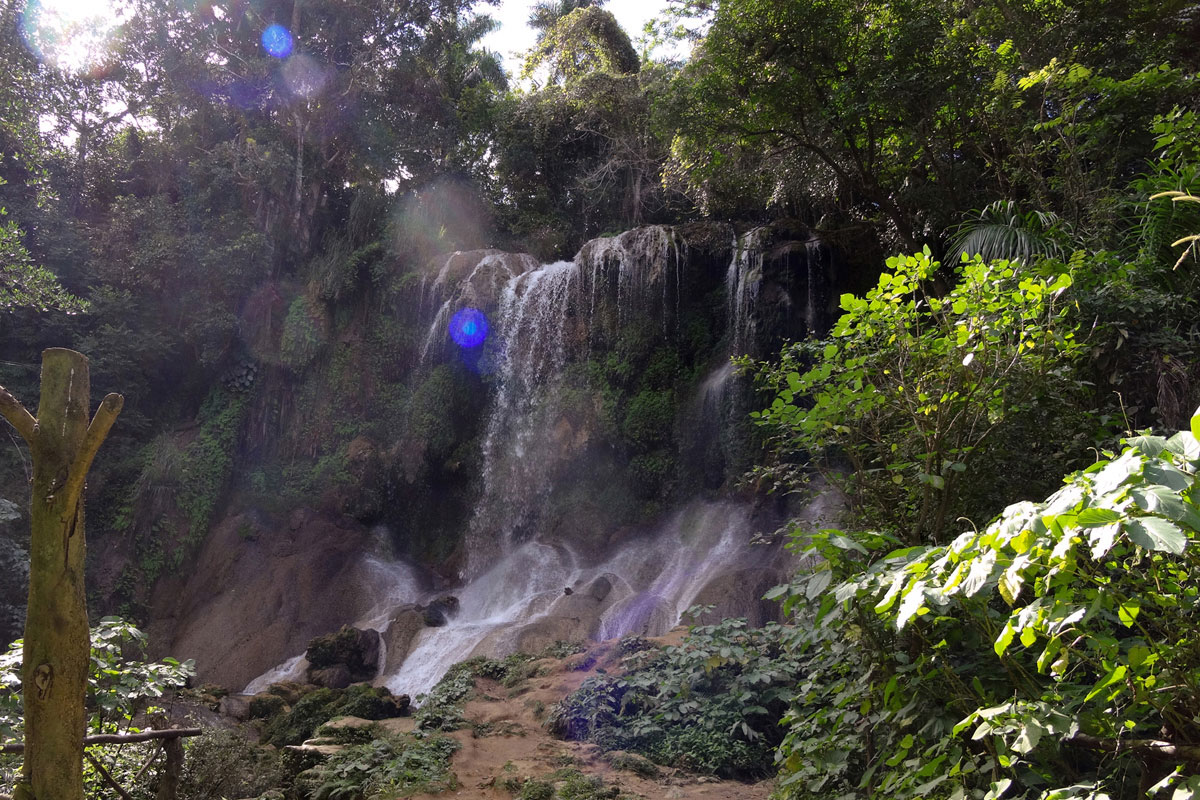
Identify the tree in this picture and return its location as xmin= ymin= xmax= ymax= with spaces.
xmin=660 ymin=0 xmax=1191 ymax=250
xmin=747 ymin=249 xmax=1082 ymax=543
xmin=528 ymin=0 xmax=607 ymax=37
xmin=522 ymin=7 xmax=638 ymax=87
xmin=0 ymin=218 xmax=87 ymax=313
xmin=0 ymin=349 xmax=122 ymax=800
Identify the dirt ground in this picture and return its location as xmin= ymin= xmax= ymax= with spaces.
xmin=406 ymin=632 xmax=777 ymax=800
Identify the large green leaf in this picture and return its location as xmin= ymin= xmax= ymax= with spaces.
xmin=1124 ymin=517 xmax=1187 ymax=554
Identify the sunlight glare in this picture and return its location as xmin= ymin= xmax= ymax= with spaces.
xmin=20 ymin=0 xmax=131 ymax=74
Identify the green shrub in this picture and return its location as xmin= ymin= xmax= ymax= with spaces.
xmin=309 ymin=733 xmax=459 ymax=800
xmin=771 ymin=409 xmax=1200 ymax=799
xmin=516 ymin=778 xmax=555 ymax=800
xmin=414 ymin=662 xmax=477 ymax=732
xmin=280 ymin=294 xmax=326 ymax=370
xmin=549 ymin=618 xmax=801 ymax=778
xmin=621 ymin=389 xmax=675 ymax=451
xmin=747 ymin=249 xmax=1085 ymax=544
xmin=180 ymin=730 xmax=288 ymax=800
xmin=248 ymin=694 xmax=286 ymax=719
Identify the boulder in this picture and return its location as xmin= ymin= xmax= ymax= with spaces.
xmin=218 ymin=694 xmax=254 ymax=721
xmin=422 ymin=595 xmax=459 ymax=627
xmin=381 ymin=606 xmax=426 ymax=671
xmin=309 ymin=665 xmax=353 ymax=690
xmin=586 ymin=574 xmax=615 ymax=602
xmin=305 ymin=626 xmax=381 ymax=682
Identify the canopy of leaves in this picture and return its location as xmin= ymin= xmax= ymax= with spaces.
xmin=522 ymin=7 xmax=639 ymax=87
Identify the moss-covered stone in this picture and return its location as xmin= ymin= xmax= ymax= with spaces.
xmin=248 ymin=694 xmax=286 ymax=719
xmin=304 ymin=626 xmax=380 ymax=680
xmin=260 ymin=685 xmax=408 ymax=746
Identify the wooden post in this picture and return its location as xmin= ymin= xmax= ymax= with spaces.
xmin=0 ymin=348 xmax=122 ymax=800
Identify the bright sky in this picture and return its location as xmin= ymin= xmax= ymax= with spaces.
xmin=480 ymin=0 xmax=672 ymax=75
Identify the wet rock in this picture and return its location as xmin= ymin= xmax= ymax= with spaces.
xmin=510 ymin=617 xmax=590 ymax=655
xmin=147 ymin=510 xmax=377 ymax=690
xmin=381 ymin=605 xmax=426 ymax=671
xmin=586 ymin=574 xmax=614 ymax=602
xmin=690 ymin=568 xmax=787 ymax=627
xmin=422 ymin=595 xmax=459 ymax=627
xmin=599 ymin=592 xmax=675 ymax=639
xmin=218 ymin=694 xmax=254 ymax=721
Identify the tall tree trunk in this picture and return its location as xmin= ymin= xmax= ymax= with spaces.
xmin=0 ymin=348 xmax=122 ymax=800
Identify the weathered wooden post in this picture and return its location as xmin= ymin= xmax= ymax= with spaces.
xmin=0 ymin=348 xmax=122 ymax=800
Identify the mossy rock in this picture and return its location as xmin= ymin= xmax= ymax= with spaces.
xmin=248 ymin=693 xmax=287 ymax=719
xmin=305 ymin=626 xmax=380 ymax=678
xmin=260 ymin=685 xmax=408 ymax=746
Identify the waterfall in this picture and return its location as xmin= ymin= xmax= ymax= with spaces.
xmin=726 ymin=229 xmax=764 ymax=358
xmin=462 ymin=226 xmax=685 ymax=574
xmin=382 ymin=501 xmax=778 ymax=699
xmin=466 ymin=261 xmax=579 ymax=569
xmin=241 ymin=223 xmax=836 ymax=700
xmin=418 ymin=251 xmax=540 ymax=363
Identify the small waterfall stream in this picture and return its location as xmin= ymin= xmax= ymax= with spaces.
xmin=381 ymin=501 xmax=769 ymax=698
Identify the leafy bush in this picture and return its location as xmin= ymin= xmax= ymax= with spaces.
xmin=179 ymin=730 xmax=288 ymax=800
xmin=413 ymin=653 xmax=545 ymax=733
xmin=280 ymin=294 xmax=327 ymax=370
xmin=413 ymin=661 xmax=477 ymax=733
xmin=772 ymin=408 xmax=1200 ymax=799
xmin=549 ymin=618 xmax=802 ymax=777
xmin=747 ymin=249 xmax=1085 ymax=543
xmin=0 ymin=618 xmax=194 ymax=798
xmin=308 ymin=733 xmax=459 ymax=800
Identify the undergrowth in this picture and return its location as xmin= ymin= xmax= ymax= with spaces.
xmin=307 ymin=733 xmax=459 ymax=800
xmin=548 ymin=618 xmax=802 ymax=778
xmin=415 ymin=643 xmax=579 ymax=733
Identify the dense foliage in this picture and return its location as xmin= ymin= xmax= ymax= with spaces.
xmin=0 ymin=618 xmax=193 ymax=798
xmin=763 ymin=413 xmax=1200 ymax=799
xmin=747 ymin=249 xmax=1084 ymax=543
xmin=550 ymin=620 xmax=804 ymax=777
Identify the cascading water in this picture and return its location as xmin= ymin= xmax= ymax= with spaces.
xmin=466 ymin=260 xmax=579 ymax=570
xmin=382 ymin=500 xmax=780 ymax=699
xmin=243 ymin=224 xmax=837 ymax=700
xmin=727 ymin=229 xmax=766 ymax=358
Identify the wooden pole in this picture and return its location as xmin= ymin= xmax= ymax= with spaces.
xmin=0 ymin=348 xmax=123 ymax=800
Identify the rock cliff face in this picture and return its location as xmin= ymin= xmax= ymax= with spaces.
xmin=146 ymin=222 xmax=847 ymax=692
xmin=147 ymin=510 xmax=379 ymax=689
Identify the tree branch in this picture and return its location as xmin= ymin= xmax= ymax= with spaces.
xmin=0 ymin=385 xmax=36 ymax=445
xmin=1065 ymin=733 xmax=1200 ymax=762
xmin=59 ymin=393 xmax=123 ymax=517
xmin=84 ymin=751 xmax=136 ymax=800
xmin=0 ymin=727 xmax=202 ymax=753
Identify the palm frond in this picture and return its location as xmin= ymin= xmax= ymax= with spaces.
xmin=951 ymin=200 xmax=1072 ymax=265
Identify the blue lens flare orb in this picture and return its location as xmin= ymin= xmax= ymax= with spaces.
xmin=449 ymin=308 xmax=489 ymax=349
xmin=261 ymin=24 xmax=293 ymax=59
